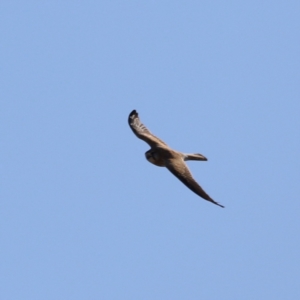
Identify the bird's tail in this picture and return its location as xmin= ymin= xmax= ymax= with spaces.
xmin=183 ymin=153 xmax=207 ymax=161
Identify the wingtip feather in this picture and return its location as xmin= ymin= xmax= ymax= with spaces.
xmin=213 ymin=201 xmax=225 ymax=208
xmin=129 ymin=109 xmax=137 ymax=117
xmin=128 ymin=110 xmax=138 ymax=125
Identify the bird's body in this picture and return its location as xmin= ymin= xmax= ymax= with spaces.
xmin=128 ymin=110 xmax=224 ymax=208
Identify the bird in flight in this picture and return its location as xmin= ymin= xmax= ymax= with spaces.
xmin=128 ymin=110 xmax=224 ymax=208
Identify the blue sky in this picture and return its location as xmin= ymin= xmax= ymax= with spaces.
xmin=1 ymin=1 xmax=299 ymax=299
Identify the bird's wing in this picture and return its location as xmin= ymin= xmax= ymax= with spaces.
xmin=128 ymin=110 xmax=168 ymax=147
xmin=165 ymin=157 xmax=224 ymax=208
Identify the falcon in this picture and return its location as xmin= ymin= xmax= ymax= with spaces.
xmin=128 ymin=110 xmax=224 ymax=208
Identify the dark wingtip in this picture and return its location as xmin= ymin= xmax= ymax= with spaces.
xmin=129 ymin=109 xmax=137 ymax=117
xmin=215 ymin=202 xmax=225 ymax=208
xmin=195 ymin=153 xmax=207 ymax=161
xmin=128 ymin=110 xmax=138 ymax=125
xmin=210 ymin=197 xmax=224 ymax=208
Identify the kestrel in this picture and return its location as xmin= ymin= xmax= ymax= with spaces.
xmin=128 ymin=110 xmax=224 ymax=208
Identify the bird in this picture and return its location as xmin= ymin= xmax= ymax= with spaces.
xmin=128 ymin=110 xmax=224 ymax=208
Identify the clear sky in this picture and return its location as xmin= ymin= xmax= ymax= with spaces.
xmin=1 ymin=1 xmax=299 ymax=299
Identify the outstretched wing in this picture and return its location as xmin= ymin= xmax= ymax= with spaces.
xmin=128 ymin=110 xmax=168 ymax=147
xmin=166 ymin=157 xmax=224 ymax=208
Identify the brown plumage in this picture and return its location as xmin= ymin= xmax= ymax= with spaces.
xmin=128 ymin=110 xmax=224 ymax=208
